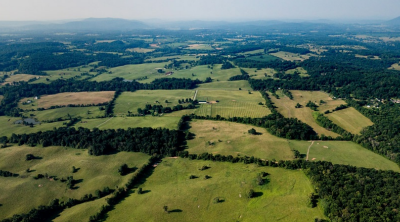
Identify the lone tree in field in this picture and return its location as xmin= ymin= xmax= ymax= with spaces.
xmin=118 ymin=164 xmax=129 ymax=176
xmin=163 ymin=205 xmax=169 ymax=213
xmin=295 ymin=103 xmax=302 ymax=108
xmin=247 ymin=189 xmax=255 ymax=198
xmin=248 ymin=128 xmax=257 ymax=135
xmin=137 ymin=187 xmax=142 ymax=194
xmin=26 ymin=154 xmax=35 ymax=161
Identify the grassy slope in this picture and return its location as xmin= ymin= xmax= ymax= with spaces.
xmin=187 ymin=120 xmax=293 ymax=160
xmin=327 ymin=107 xmax=374 ymax=134
xmin=269 ymin=90 xmax=346 ymax=137
xmin=114 ymin=90 xmax=195 ymax=115
xmin=105 ymin=158 xmax=326 ymax=222
xmin=22 ymin=106 xmax=105 ymax=121
xmin=19 ymin=91 xmax=115 ymax=110
xmin=195 ymin=90 xmax=271 ymax=118
xmin=0 ymin=145 xmax=149 ymax=219
xmin=244 ymin=68 xmax=277 ymax=79
xmin=91 ymin=62 xmax=169 ymax=82
xmin=0 ymin=116 xmax=68 ymax=137
xmin=197 ymin=80 xmax=252 ymax=91
xmin=2 ymin=74 xmax=42 ymax=85
xmin=74 ymin=116 xmax=180 ymax=130
xmin=270 ymin=51 xmax=311 ymax=62
xmin=53 ymin=196 xmax=109 ymax=222
xmin=32 ymin=65 xmax=96 ymax=84
xmin=290 ymin=140 xmax=400 ymax=172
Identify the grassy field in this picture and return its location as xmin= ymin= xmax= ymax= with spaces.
xmin=0 ymin=95 xmax=3 ymax=102
xmin=187 ymin=120 xmax=293 ymax=160
xmin=19 ymin=91 xmax=115 ymax=110
xmin=246 ymin=54 xmax=279 ymax=62
xmin=285 ymin=67 xmax=310 ymax=77
xmin=389 ymin=62 xmax=400 ymax=71
xmin=1 ymin=74 xmax=42 ymax=85
xmin=194 ymin=90 xmax=271 ymax=118
xmin=126 ymin=48 xmax=155 ymax=53
xmin=93 ymin=63 xmax=241 ymax=83
xmin=237 ymin=49 xmax=264 ymax=55
xmin=270 ymin=51 xmax=310 ymax=62
xmin=185 ymin=44 xmax=214 ymax=50
xmin=326 ymin=107 xmax=373 ymax=134
xmin=0 ymin=145 xmax=149 ymax=219
xmin=105 ymin=158 xmax=326 ymax=222
xmin=22 ymin=106 xmax=105 ymax=121
xmin=90 ymin=62 xmax=168 ymax=82
xmin=114 ymin=90 xmax=195 ymax=115
xmin=32 ymin=65 xmax=96 ymax=84
xmin=244 ymin=68 xmax=277 ymax=79
xmin=197 ymin=80 xmax=252 ymax=91
xmin=53 ymin=196 xmax=109 ymax=222
xmin=0 ymin=116 xmax=68 ymax=137
xmin=355 ymin=54 xmax=380 ymax=60
xmin=269 ymin=90 xmax=346 ymax=137
xmin=289 ymin=140 xmax=400 ymax=172
xmin=73 ymin=116 xmax=180 ymax=130
xmin=145 ymin=55 xmax=199 ymax=62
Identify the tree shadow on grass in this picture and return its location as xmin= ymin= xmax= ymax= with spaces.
xmin=168 ymin=209 xmax=183 ymax=213
xmin=141 ymin=190 xmax=151 ymax=194
xmin=253 ymin=192 xmax=263 ymax=198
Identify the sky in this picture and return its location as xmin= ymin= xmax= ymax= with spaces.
xmin=0 ymin=0 xmax=399 ymax=21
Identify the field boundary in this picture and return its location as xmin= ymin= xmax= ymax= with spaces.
xmin=96 ymin=117 xmax=114 ymax=128
xmin=306 ymin=141 xmax=314 ymax=161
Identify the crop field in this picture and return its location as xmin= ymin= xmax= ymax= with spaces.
xmin=269 ymin=90 xmax=347 ymax=137
xmin=0 ymin=145 xmax=150 ymax=219
xmin=194 ymin=90 xmax=271 ymax=118
xmin=114 ymin=90 xmax=195 ymax=115
xmin=74 ymin=116 xmax=180 ymax=130
xmin=270 ymin=51 xmax=311 ymax=61
xmin=1 ymin=74 xmax=42 ymax=85
xmin=105 ymin=158 xmax=326 ymax=222
xmin=91 ymin=62 xmax=169 ymax=82
xmin=197 ymin=80 xmax=252 ymax=91
xmin=19 ymin=91 xmax=115 ymax=110
xmin=289 ymin=140 xmax=400 ymax=172
xmin=22 ymin=106 xmax=105 ymax=121
xmin=244 ymin=68 xmax=277 ymax=79
xmin=0 ymin=116 xmax=68 ymax=137
xmin=187 ymin=120 xmax=293 ymax=160
xmin=53 ymin=196 xmax=109 ymax=222
xmin=285 ymin=67 xmax=310 ymax=77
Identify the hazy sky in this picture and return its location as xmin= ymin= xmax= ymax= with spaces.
xmin=0 ymin=0 xmax=399 ymax=21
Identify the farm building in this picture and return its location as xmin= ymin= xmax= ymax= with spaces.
xmin=165 ymin=72 xmax=174 ymax=76
xmin=198 ymin=100 xmax=207 ymax=104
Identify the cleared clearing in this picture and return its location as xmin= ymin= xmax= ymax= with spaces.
xmin=197 ymin=80 xmax=252 ymax=91
xmin=285 ymin=67 xmax=310 ymax=77
xmin=0 ymin=145 xmax=149 ymax=219
xmin=114 ymin=90 xmax=195 ymax=115
xmin=389 ymin=62 xmax=400 ymax=71
xmin=327 ymin=107 xmax=373 ymax=134
xmin=19 ymin=91 xmax=115 ymax=109
xmin=1 ymin=74 xmax=42 ymax=85
xmin=105 ymin=158 xmax=326 ymax=222
xmin=195 ymin=90 xmax=271 ymax=118
xmin=270 ymin=51 xmax=311 ymax=62
xmin=290 ymin=140 xmax=400 ymax=172
xmin=269 ymin=90 xmax=346 ymax=137
xmin=0 ymin=116 xmax=68 ymax=137
xmin=187 ymin=120 xmax=294 ymax=160
xmin=22 ymin=106 xmax=105 ymax=121
xmin=53 ymin=196 xmax=109 ymax=222
xmin=74 ymin=116 xmax=180 ymax=130
xmin=126 ymin=48 xmax=155 ymax=53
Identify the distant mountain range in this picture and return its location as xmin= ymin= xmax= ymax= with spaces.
xmin=0 ymin=17 xmax=399 ymax=31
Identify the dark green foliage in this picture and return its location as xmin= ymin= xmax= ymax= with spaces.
xmin=26 ymin=154 xmax=35 ymax=161
xmin=0 ymin=170 xmax=19 ymax=177
xmin=9 ymin=127 xmax=183 ymax=157
xmin=295 ymin=103 xmax=302 ymax=108
xmin=306 ymin=101 xmax=319 ymax=111
xmin=137 ymin=187 xmax=142 ymax=194
xmin=313 ymin=112 xmax=353 ymax=140
xmin=331 ymin=104 xmax=348 ymax=112
xmin=118 ymin=164 xmax=129 ymax=176
xmin=248 ymin=128 xmax=257 ymax=135
xmin=247 ymin=189 xmax=254 ymax=198
xmin=221 ymin=61 xmax=235 ymax=69
xmin=307 ymin=193 xmax=318 ymax=208
xmin=282 ymin=89 xmax=293 ymax=99
xmin=228 ymin=68 xmax=250 ymax=81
